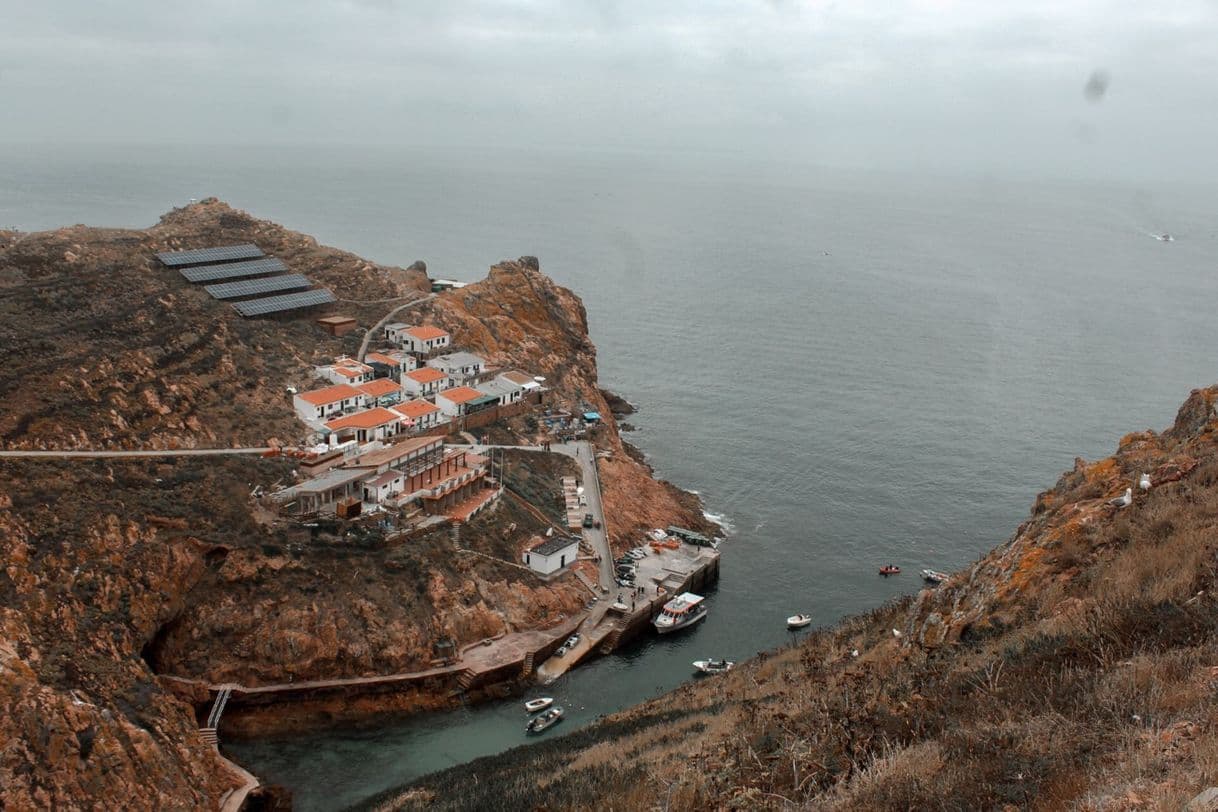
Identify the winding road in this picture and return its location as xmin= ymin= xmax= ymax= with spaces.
xmin=357 ymin=293 xmax=436 ymax=361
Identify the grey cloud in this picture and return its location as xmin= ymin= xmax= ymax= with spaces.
xmin=0 ymin=0 xmax=1215 ymax=181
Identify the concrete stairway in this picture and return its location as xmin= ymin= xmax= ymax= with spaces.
xmin=599 ymin=625 xmax=624 ymax=655
xmin=455 ymin=668 xmax=476 ymax=691
xmin=520 ymin=651 xmax=534 ymax=679
xmin=206 ymin=686 xmax=233 ymax=729
xmin=200 ymin=728 xmax=219 ymax=747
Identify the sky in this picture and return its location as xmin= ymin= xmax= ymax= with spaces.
xmin=2 ymin=0 xmax=1217 ymax=180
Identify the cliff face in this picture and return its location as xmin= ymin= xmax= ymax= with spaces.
xmin=0 ymin=203 xmax=710 ymax=807
xmin=373 ymin=386 xmax=1218 ymax=812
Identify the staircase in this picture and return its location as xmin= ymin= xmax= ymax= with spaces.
xmin=206 ymin=686 xmax=233 ymax=729
xmin=599 ymin=625 xmax=624 ymax=655
xmin=450 ymin=522 xmax=462 ymax=548
xmin=455 ymin=669 xmax=476 ymax=691
xmin=200 ymin=728 xmax=219 ymax=747
xmin=520 ymin=652 xmax=535 ymax=679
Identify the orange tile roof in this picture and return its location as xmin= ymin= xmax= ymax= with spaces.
xmin=406 ymin=367 xmax=448 ymax=384
xmin=439 ymin=386 xmax=485 ymax=404
xmin=357 ymin=378 xmax=403 ymax=397
xmin=365 ymin=352 xmax=402 ymax=366
xmin=324 ymin=407 xmax=402 ymax=431
xmin=392 ymin=399 xmax=440 ymax=419
xmin=297 ymin=383 xmax=362 ymax=406
xmin=406 ymin=325 xmax=449 ymax=340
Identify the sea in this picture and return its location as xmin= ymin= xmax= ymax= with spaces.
xmin=4 ymin=144 xmax=1216 ymax=810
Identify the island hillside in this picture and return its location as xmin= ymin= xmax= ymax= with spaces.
xmin=0 ymin=201 xmax=712 ymax=809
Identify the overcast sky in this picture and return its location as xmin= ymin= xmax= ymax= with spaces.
xmin=2 ymin=1 xmax=1216 ymax=180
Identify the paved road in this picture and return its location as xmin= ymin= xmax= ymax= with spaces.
xmin=357 ymin=293 xmax=435 ymax=361
xmin=0 ymin=447 xmax=274 ymax=458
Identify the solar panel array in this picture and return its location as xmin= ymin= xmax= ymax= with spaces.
xmin=180 ymin=257 xmax=289 ymax=283
xmin=231 ymin=288 xmax=336 ymax=317
xmin=204 ymin=273 xmax=311 ymax=300
xmin=156 ymin=244 xmax=263 ymax=267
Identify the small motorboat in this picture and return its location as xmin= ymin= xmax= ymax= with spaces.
xmin=787 ymin=614 xmax=813 ymax=629
xmin=1158 ymin=233 xmax=1174 ymax=242
xmin=693 ymin=659 xmax=734 ymax=675
xmin=921 ymin=569 xmax=950 ymax=585
xmin=524 ymin=697 xmax=554 ymax=713
xmin=879 ymin=565 xmax=901 ymax=576
xmin=526 ymin=706 xmax=564 ymax=734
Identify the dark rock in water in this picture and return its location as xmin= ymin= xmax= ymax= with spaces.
xmin=599 ymin=388 xmax=636 ymax=416
xmin=407 ymin=260 xmax=427 ymax=273
xmin=619 ymin=422 xmax=636 ymax=433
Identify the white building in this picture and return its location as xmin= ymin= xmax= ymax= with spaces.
xmin=355 ymin=378 xmax=404 ymax=407
xmin=435 ymin=386 xmax=496 ymax=417
xmin=524 ymin=536 xmax=580 ymax=575
xmin=476 ymin=378 xmax=522 ymax=406
xmin=323 ymin=407 xmax=403 ymax=444
xmin=317 ymin=357 xmax=374 ymax=386
xmin=293 ymin=383 xmax=366 ymax=422
xmin=391 ymin=325 xmax=451 ymax=354
xmin=427 ymin=351 xmax=484 ymax=384
xmin=497 ymin=370 xmax=542 ymax=393
xmin=366 ymin=350 xmax=417 ymax=381
xmin=402 ymin=366 xmax=450 ymax=398
xmin=391 ymin=399 xmax=445 ymax=430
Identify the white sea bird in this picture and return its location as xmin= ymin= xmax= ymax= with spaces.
xmin=1138 ymin=473 xmax=1151 ymax=491
xmin=1108 ymin=488 xmax=1133 ymax=509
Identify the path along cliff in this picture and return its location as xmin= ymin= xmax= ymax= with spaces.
xmin=0 ymin=201 xmax=710 ymax=809
xmin=367 ymin=386 xmax=1218 ymax=812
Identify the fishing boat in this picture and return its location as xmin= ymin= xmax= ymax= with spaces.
xmin=879 ymin=565 xmax=901 ymax=576
xmin=652 ymin=592 xmax=707 ymax=634
xmin=524 ymin=697 xmax=554 ymax=713
xmin=786 ymin=613 xmax=813 ymax=629
xmin=921 ymin=569 xmax=949 ymax=585
xmin=526 ymin=706 xmax=564 ymax=734
xmin=693 ymin=659 xmax=734 ymax=675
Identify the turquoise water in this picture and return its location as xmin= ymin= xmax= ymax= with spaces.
xmin=5 ymin=145 xmax=1217 ymax=809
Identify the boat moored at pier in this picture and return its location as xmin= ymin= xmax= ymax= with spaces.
xmin=652 ymin=592 xmax=707 ymax=634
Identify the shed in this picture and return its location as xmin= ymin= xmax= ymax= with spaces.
xmin=524 ymin=536 xmax=580 ymax=576
xmin=317 ymin=315 xmax=357 ymax=336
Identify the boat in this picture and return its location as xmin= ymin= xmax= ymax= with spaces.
xmin=786 ymin=614 xmax=813 ymax=629
xmin=693 ymin=659 xmax=734 ymax=674
xmin=652 ymin=592 xmax=708 ymax=634
xmin=879 ymin=565 xmax=901 ymax=576
xmin=526 ymin=706 xmax=564 ymax=734
xmin=921 ymin=569 xmax=950 ymax=585
xmin=1158 ymin=233 xmax=1174 ymax=242
xmin=524 ymin=697 xmax=554 ymax=713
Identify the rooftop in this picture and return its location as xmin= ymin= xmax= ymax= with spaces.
xmin=356 ymin=378 xmax=403 ymax=398
xmin=324 ymin=407 xmax=402 ymax=431
xmin=499 ymin=370 xmax=537 ymax=386
xmin=366 ymin=352 xmax=403 ymax=366
xmin=406 ymin=367 xmax=448 ymax=384
xmin=430 ymin=351 xmax=485 ymax=368
xmin=392 ymin=399 xmax=441 ymax=419
xmin=347 ymin=436 xmax=444 ymax=468
xmin=317 ymin=315 xmax=356 ymax=326
xmin=406 ymin=325 xmax=449 ymax=340
xmin=477 ymin=379 xmax=521 ymax=398
xmin=531 ymin=535 xmax=580 ymax=557
xmin=297 ymin=383 xmax=362 ymax=406
xmin=275 ymin=466 xmax=368 ymax=498
xmin=385 ymin=322 xmax=409 ymax=330
xmin=439 ymin=386 xmax=486 ymax=404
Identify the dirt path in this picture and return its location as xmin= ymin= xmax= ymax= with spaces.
xmin=357 ymin=293 xmax=435 ymax=361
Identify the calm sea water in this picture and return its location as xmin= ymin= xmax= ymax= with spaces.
xmin=5 ymin=145 xmax=1216 ymax=810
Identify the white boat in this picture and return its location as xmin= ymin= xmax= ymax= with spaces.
xmin=526 ymin=706 xmax=564 ymax=734
xmin=652 ymin=592 xmax=707 ymax=634
xmin=524 ymin=697 xmax=554 ymax=713
xmin=786 ymin=614 xmax=813 ymax=629
xmin=693 ymin=659 xmax=734 ymax=674
xmin=921 ymin=569 xmax=949 ymax=585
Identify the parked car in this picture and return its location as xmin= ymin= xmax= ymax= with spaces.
xmin=582 ymin=513 xmax=594 ymax=528
xmin=565 ymin=634 xmax=581 ymax=648
xmin=555 ymin=645 xmax=569 ymax=658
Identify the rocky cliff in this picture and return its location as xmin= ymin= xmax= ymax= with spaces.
xmin=0 ymin=201 xmax=710 ymax=808
xmin=370 ymin=386 xmax=1218 ymax=811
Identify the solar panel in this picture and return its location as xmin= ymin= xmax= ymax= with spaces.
xmin=204 ymin=273 xmax=311 ymax=300
xmin=232 ymin=288 xmax=337 ymax=317
xmin=156 ymin=244 xmax=263 ymax=267
xmin=180 ymin=257 xmax=288 ymax=283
